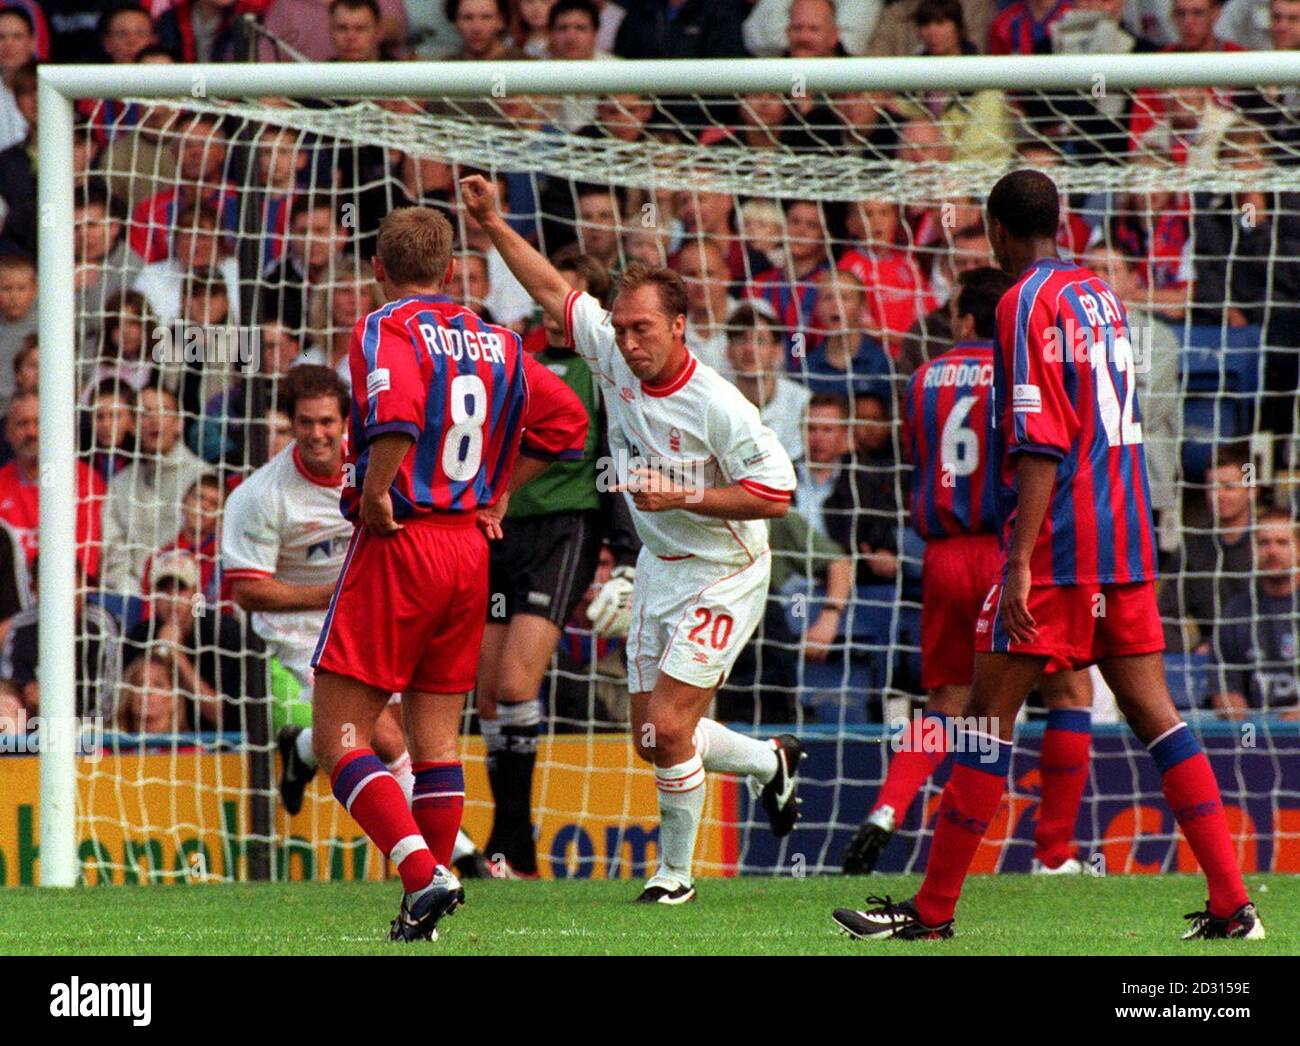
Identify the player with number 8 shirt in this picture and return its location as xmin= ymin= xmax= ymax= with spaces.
xmin=309 ymin=206 xmax=589 ymax=943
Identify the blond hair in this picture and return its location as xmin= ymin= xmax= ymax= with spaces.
xmin=376 ymin=206 xmax=454 ymax=287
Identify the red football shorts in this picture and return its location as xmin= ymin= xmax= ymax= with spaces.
xmin=312 ymin=512 xmax=489 ymax=694
xmin=974 ymin=578 xmax=1165 ymax=669
xmin=920 ymin=533 xmax=1004 ymax=690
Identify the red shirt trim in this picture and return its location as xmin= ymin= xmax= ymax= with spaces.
xmin=642 ymin=352 xmax=696 ymax=398
xmin=739 ymin=478 xmax=793 ymax=503
xmin=293 ymin=444 xmax=343 ymax=488
xmin=563 ymin=289 xmax=579 ymax=348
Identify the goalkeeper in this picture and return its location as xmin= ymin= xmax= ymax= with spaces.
xmin=476 ymin=248 xmax=640 ymax=879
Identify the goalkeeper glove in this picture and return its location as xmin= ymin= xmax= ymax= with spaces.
xmin=588 ymin=565 xmax=635 ymax=638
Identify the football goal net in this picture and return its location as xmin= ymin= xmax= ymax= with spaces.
xmin=31 ymin=51 xmax=1300 ymax=886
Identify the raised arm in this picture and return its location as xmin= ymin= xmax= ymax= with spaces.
xmin=460 ymin=175 xmax=572 ymax=327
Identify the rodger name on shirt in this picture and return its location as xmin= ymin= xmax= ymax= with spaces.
xmin=49 ymin=977 xmax=151 ymax=1026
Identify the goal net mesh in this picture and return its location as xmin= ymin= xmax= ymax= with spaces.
xmin=59 ymin=72 xmax=1300 ymax=882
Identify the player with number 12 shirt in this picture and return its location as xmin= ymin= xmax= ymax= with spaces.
xmin=834 ymin=169 xmax=1262 ymax=942
xmin=839 ymin=266 xmax=1092 ymax=877
xmin=309 ymin=206 xmax=589 ymax=943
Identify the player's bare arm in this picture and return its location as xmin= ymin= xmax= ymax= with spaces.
xmin=804 ymin=555 xmax=851 ymax=660
xmin=459 ymin=174 xmax=571 ymax=326
xmin=1002 ymin=452 xmax=1056 ymax=644
xmin=360 ymin=433 xmax=414 ymax=535
xmin=614 ymin=467 xmax=788 ymax=519
xmin=230 ymin=576 xmax=337 ymax=612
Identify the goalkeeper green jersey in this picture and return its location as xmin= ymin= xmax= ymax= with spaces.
xmin=508 ymin=346 xmax=601 ymax=518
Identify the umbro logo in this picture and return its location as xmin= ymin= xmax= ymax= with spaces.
xmin=620 ymin=387 xmax=635 ymax=402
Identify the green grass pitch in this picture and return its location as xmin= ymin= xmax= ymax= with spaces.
xmin=1 ymin=874 xmax=1293 ymax=955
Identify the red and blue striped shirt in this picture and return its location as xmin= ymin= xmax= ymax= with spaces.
xmin=903 ymin=340 xmax=999 ymax=540
xmin=991 ymin=258 xmax=1157 ymax=586
xmin=988 ymin=0 xmax=1075 ymax=55
xmin=343 ymin=295 xmax=588 ymax=520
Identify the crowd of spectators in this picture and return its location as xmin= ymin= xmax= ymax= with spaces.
xmin=0 ymin=0 xmax=1297 ymax=737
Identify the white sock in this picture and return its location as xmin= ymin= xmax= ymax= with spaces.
xmin=693 ymin=718 xmax=778 ymax=783
xmin=295 ymin=726 xmax=317 ymax=769
xmin=452 ymin=829 xmax=475 ymax=862
xmin=653 ymin=754 xmax=705 ymax=888
xmin=386 ymin=752 xmax=414 ymax=806
xmin=497 ymin=699 xmax=541 ymax=729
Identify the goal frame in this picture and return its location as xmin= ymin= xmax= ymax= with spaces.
xmin=35 ymin=50 xmax=1297 ymax=886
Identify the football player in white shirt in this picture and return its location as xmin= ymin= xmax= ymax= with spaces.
xmin=221 ymin=366 xmax=488 ymax=872
xmin=463 ymin=175 xmax=804 ymax=904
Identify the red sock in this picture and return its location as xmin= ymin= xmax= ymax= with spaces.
xmin=1150 ymin=725 xmax=1248 ymax=917
xmin=331 ymin=748 xmax=435 ymax=893
xmin=875 ymin=711 xmax=951 ymax=817
xmin=1035 ymin=709 xmax=1091 ymax=868
xmin=412 ymin=761 xmax=465 ymax=868
xmin=914 ymin=736 xmax=1011 ymax=926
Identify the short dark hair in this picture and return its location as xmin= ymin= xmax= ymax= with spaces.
xmin=90 ymin=377 xmax=138 ymax=408
xmin=987 ymin=168 xmax=1060 ymax=240
xmin=99 ymin=2 xmax=153 ymax=37
xmin=549 ymin=0 xmax=599 ymax=31
xmin=14 ymin=337 xmax=38 ymax=374
xmin=954 ymin=266 xmax=1015 ymax=340
xmin=0 ymin=253 xmax=34 ymax=276
xmin=185 ymin=472 xmax=225 ymax=499
xmin=726 ymin=302 xmax=780 ymax=340
xmin=915 ymin=0 xmax=965 ymax=36
xmin=552 ymin=245 xmax=612 ymax=304
xmin=1256 ymin=506 xmax=1298 ymax=535
xmin=329 ymin=0 xmax=380 ymax=20
xmin=612 ymin=260 xmax=687 ymax=322
xmin=77 ymin=178 xmax=126 ymax=222
xmin=0 ymin=6 xmax=36 ymax=34
xmin=281 ymin=363 xmax=349 ymax=422
xmin=446 ymin=0 xmax=508 ymax=22
xmin=141 ymin=379 xmax=179 ymax=408
xmin=808 ymin=392 xmax=850 ymax=416
xmin=290 ymin=195 xmax=342 ymax=227
xmin=1210 ymin=442 xmax=1253 ymax=472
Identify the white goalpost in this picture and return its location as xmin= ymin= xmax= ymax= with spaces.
xmin=35 ymin=51 xmax=1300 ymax=887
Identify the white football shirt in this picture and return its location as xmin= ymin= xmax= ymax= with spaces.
xmin=221 ymin=443 xmax=354 ymax=677
xmin=563 ymin=289 xmax=796 ymax=566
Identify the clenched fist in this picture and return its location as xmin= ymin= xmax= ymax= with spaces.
xmin=459 ymin=174 xmax=500 ymax=227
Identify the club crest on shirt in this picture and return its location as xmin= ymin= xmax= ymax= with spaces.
xmin=620 ymin=387 xmax=636 ymax=403
xmin=669 ymin=427 xmax=681 ymax=452
xmin=1013 ymin=383 xmax=1042 ymax=414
